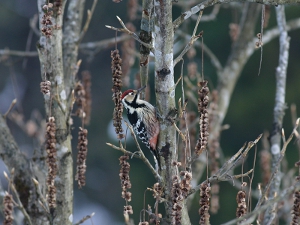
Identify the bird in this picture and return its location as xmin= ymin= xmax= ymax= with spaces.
xmin=121 ymin=86 xmax=161 ymax=169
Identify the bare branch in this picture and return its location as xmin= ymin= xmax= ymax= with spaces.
xmin=106 ymin=16 xmax=153 ymax=51
xmin=77 ymin=0 xmax=98 ymax=43
xmin=4 ymin=172 xmax=33 ymax=225
xmin=174 ymin=9 xmax=204 ymax=66
xmin=263 ymin=5 xmax=290 ymax=224
xmin=106 ymin=142 xmax=161 ymax=182
xmin=74 ymin=212 xmax=95 ymax=225
xmin=0 ymin=49 xmax=38 ymax=57
xmin=173 ymin=0 xmax=300 ymax=29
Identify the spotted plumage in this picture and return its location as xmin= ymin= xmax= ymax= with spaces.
xmin=121 ymin=86 xmax=160 ymax=169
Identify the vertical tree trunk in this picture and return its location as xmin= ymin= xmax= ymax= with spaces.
xmin=154 ymin=1 xmax=191 ymax=224
xmin=37 ymin=0 xmax=78 ymax=224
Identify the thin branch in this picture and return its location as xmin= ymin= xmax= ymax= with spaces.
xmin=107 ymin=128 xmax=162 ymax=182
xmin=173 ymin=0 xmax=300 ymax=29
xmin=32 ymin=178 xmax=49 ymax=213
xmin=189 ymin=134 xmax=262 ymax=195
xmin=174 ymin=8 xmax=204 ymax=67
xmin=77 ymin=0 xmax=98 ymax=43
xmin=80 ymin=35 xmax=130 ymax=50
xmin=263 ymin=5 xmax=290 ymax=224
xmin=74 ymin=212 xmax=95 ymax=225
xmin=176 ymin=30 xmax=223 ymax=72
xmin=221 ymin=181 xmax=300 ymax=225
xmin=3 ymin=99 xmax=17 ymax=119
xmin=193 ymin=4 xmax=220 ymax=22
xmin=0 ymin=49 xmax=38 ymax=57
xmin=106 ymin=16 xmax=153 ymax=51
xmin=257 ymin=119 xmax=299 ymax=209
xmin=29 ymin=14 xmax=40 ymax=37
xmin=4 ymin=172 xmax=33 ymax=225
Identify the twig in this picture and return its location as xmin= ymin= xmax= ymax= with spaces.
xmin=77 ymin=0 xmax=98 ymax=43
xmin=189 ymin=134 xmax=262 ymax=195
xmin=32 ymin=178 xmax=50 ymax=213
xmin=106 ymin=142 xmax=161 ymax=181
xmin=0 ymin=49 xmax=38 ymax=57
xmin=173 ymin=0 xmax=299 ymax=30
xmin=263 ymin=5 xmax=290 ymax=224
xmin=4 ymin=172 xmax=33 ymax=225
xmin=106 ymin=16 xmax=153 ymax=51
xmin=193 ymin=5 xmax=220 ymax=22
xmin=174 ymin=8 xmax=204 ymax=67
xmin=3 ymin=99 xmax=17 ymax=118
xmin=234 ymin=169 xmax=254 ymax=179
xmin=74 ymin=212 xmax=95 ymax=225
xmin=176 ymin=30 xmax=223 ymax=73
xmin=221 ymin=181 xmax=300 ymax=225
xmin=257 ymin=119 xmax=299 ymax=209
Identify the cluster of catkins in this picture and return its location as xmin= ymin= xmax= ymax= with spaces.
xmin=111 ymin=50 xmax=124 ymax=139
xmin=75 ymin=82 xmax=87 ymax=119
xmin=3 ymin=192 xmax=14 ymax=225
xmin=180 ymin=171 xmax=192 ymax=198
xmin=172 ymin=175 xmax=184 ymax=225
xmin=82 ymin=71 xmax=92 ymax=125
xmin=199 ymin=182 xmax=211 ymax=225
xmin=255 ymin=33 xmax=263 ymax=48
xmin=291 ymin=161 xmax=300 ymax=225
xmin=236 ymin=190 xmax=247 ymax=220
xmin=45 ymin=117 xmax=57 ymax=209
xmin=195 ymin=80 xmax=210 ymax=156
xmin=260 ymin=149 xmax=271 ymax=187
xmin=40 ymin=80 xmax=51 ymax=96
xmin=53 ymin=0 xmax=62 ymax=15
xmin=41 ymin=3 xmax=54 ymax=37
xmin=208 ymin=90 xmax=220 ymax=214
xmin=119 ymin=155 xmax=133 ymax=219
xmin=75 ymin=127 xmax=88 ymax=188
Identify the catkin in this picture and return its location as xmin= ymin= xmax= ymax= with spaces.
xmin=75 ymin=127 xmax=88 ymax=188
xmin=199 ymin=182 xmax=211 ymax=225
xmin=195 ymin=80 xmax=210 ymax=156
xmin=45 ymin=117 xmax=57 ymax=209
xmin=111 ymin=50 xmax=124 ymax=139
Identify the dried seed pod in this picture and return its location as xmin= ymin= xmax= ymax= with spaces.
xmin=75 ymin=82 xmax=87 ymax=119
xmin=260 ymin=149 xmax=271 ymax=186
xmin=54 ymin=0 xmax=62 ymax=14
xmin=111 ymin=49 xmax=124 ymax=139
xmin=45 ymin=117 xmax=57 ymax=209
xmin=127 ymin=0 xmax=138 ymax=21
xmin=119 ymin=155 xmax=132 ymax=202
xmin=138 ymin=222 xmax=149 ymax=225
xmin=236 ymin=190 xmax=247 ymax=219
xmin=153 ymin=182 xmax=163 ymax=199
xmin=75 ymin=127 xmax=88 ymax=188
xmin=291 ymin=191 xmax=300 ymax=225
xmin=40 ymin=80 xmax=51 ymax=96
xmin=229 ymin=23 xmax=239 ymax=42
xmin=82 ymin=71 xmax=92 ymax=125
xmin=41 ymin=5 xmax=53 ymax=37
xmin=172 ymin=176 xmax=183 ymax=225
xmin=180 ymin=171 xmax=192 ymax=198
xmin=3 ymin=192 xmax=14 ymax=225
xmin=195 ymin=80 xmax=210 ymax=156
xmin=199 ymin=182 xmax=211 ymax=225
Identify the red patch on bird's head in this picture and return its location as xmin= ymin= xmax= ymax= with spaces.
xmin=121 ymin=89 xmax=134 ymax=99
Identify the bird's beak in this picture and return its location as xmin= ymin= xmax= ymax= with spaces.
xmin=137 ymin=85 xmax=146 ymax=94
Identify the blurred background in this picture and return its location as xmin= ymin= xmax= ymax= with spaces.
xmin=0 ymin=0 xmax=300 ymax=224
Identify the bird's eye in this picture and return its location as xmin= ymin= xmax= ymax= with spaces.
xmin=129 ymin=92 xmax=133 ymax=95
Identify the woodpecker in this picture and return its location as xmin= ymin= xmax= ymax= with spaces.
xmin=121 ymin=86 xmax=160 ymax=169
